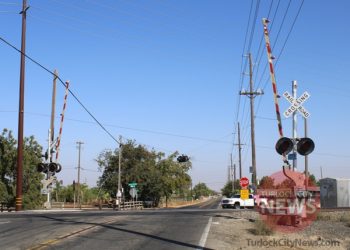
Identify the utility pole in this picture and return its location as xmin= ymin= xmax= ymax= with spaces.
xmin=117 ymin=136 xmax=122 ymax=209
xmin=230 ymin=153 xmax=234 ymax=192
xmin=233 ymin=122 xmax=243 ymax=179
xmin=227 ymin=165 xmax=230 ymax=183
xmin=16 ymin=0 xmax=28 ymax=211
xmin=233 ymin=164 xmax=236 ymax=191
xmin=76 ymin=141 xmax=84 ymax=209
xmin=239 ymin=53 xmax=264 ymax=188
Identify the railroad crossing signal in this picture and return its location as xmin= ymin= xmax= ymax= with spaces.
xmin=177 ymin=154 xmax=189 ymax=163
xmin=275 ymin=137 xmax=315 ymax=156
xmin=283 ymin=91 xmax=310 ymax=118
xmin=37 ymin=162 xmax=62 ymax=174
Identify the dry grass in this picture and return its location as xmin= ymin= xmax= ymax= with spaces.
xmin=317 ymin=211 xmax=350 ymax=224
xmin=249 ymin=220 xmax=274 ymax=236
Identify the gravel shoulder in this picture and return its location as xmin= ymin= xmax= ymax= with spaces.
xmin=205 ymin=210 xmax=350 ymax=250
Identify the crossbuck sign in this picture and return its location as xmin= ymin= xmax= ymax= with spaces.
xmin=283 ymin=91 xmax=310 ymax=119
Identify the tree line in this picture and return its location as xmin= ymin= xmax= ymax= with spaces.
xmin=0 ymin=128 xmax=216 ymax=209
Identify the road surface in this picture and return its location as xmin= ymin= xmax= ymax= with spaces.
xmin=0 ymin=197 xmax=225 ymax=250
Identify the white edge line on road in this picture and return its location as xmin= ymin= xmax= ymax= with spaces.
xmin=197 ymin=216 xmax=212 ymax=250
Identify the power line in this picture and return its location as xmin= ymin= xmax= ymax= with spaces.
xmin=0 ymin=2 xmax=20 ymax=5
xmin=1 ymin=110 xmax=234 ymax=144
xmin=255 ymin=0 xmax=305 ymax=116
xmin=235 ymin=0 xmax=254 ymax=127
xmin=238 ymin=0 xmax=262 ymax=130
xmin=0 ymin=36 xmax=121 ymax=145
xmin=253 ymin=0 xmax=278 ymax=83
xmin=255 ymin=0 xmax=291 ymax=91
xmin=274 ymin=0 xmax=304 ymax=68
xmin=246 ymin=0 xmax=261 ymax=54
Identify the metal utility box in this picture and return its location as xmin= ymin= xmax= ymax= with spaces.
xmin=320 ymin=178 xmax=350 ymax=208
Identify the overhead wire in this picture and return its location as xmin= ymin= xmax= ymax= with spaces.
xmin=255 ymin=0 xmax=305 ymax=116
xmin=0 ymin=36 xmax=121 ymax=145
xmin=254 ymin=0 xmax=292 ymax=89
xmin=232 ymin=0 xmax=254 ymax=154
xmin=253 ymin=0 xmax=277 ymax=83
xmin=239 ymin=0 xmax=261 ymax=127
xmin=2 ymin=110 xmax=233 ymax=144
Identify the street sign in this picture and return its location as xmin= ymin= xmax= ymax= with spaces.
xmin=288 ymin=152 xmax=297 ymax=160
xmin=283 ymin=91 xmax=310 ymax=118
xmin=41 ymin=188 xmax=48 ymax=195
xmin=240 ymin=189 xmax=249 ymax=200
xmin=116 ymin=190 xmax=122 ymax=198
xmin=129 ymin=187 xmax=137 ymax=198
xmin=128 ymin=182 xmax=137 ymax=188
xmin=240 ymin=177 xmax=249 ymax=189
xmin=41 ymin=176 xmax=55 ymax=188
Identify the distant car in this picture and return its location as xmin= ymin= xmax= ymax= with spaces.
xmin=143 ymin=198 xmax=154 ymax=208
xmin=221 ymin=194 xmax=255 ymax=209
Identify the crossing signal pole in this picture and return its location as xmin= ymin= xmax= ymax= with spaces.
xmin=50 ymin=70 xmax=58 ymax=162
xmin=240 ymin=53 xmax=264 ymax=188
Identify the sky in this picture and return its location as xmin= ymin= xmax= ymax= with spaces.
xmin=1 ymin=0 xmax=350 ymax=192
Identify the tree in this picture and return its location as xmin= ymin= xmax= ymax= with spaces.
xmin=221 ymin=180 xmax=239 ymax=197
xmin=0 ymin=129 xmax=44 ymax=209
xmin=192 ymin=182 xmax=214 ymax=199
xmin=258 ymin=176 xmax=275 ymax=189
xmin=96 ymin=140 xmax=192 ymax=207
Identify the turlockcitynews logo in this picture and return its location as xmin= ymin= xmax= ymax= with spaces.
xmin=256 ymin=169 xmax=320 ymax=233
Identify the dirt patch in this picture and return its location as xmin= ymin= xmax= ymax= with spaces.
xmin=206 ymin=210 xmax=350 ymax=250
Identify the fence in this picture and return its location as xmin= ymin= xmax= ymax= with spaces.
xmin=118 ymin=201 xmax=143 ymax=210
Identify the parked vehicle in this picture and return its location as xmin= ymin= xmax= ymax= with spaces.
xmin=221 ymin=194 xmax=255 ymax=209
xmin=143 ymin=198 xmax=154 ymax=208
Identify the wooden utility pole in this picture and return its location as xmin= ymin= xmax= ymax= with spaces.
xmin=76 ymin=141 xmax=84 ymax=208
xmin=239 ymin=53 xmax=264 ymax=188
xmin=234 ymin=122 xmax=243 ymax=179
xmin=16 ymin=0 xmax=28 ymax=211
xmin=230 ymin=153 xmax=234 ymax=192
xmin=234 ymin=164 xmax=236 ymax=190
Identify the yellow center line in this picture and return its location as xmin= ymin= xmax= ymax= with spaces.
xmin=27 ymin=217 xmax=120 ymax=250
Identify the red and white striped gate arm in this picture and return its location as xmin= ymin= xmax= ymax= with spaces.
xmin=55 ymin=81 xmax=69 ymax=161
xmin=262 ymin=18 xmax=284 ymax=137
xmin=262 ymin=18 xmax=289 ymax=164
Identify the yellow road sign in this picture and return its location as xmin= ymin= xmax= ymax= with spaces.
xmin=240 ymin=189 xmax=249 ymax=200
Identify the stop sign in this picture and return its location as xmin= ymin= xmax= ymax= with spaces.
xmin=240 ymin=177 xmax=249 ymax=188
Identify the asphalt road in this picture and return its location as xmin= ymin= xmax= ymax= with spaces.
xmin=0 ymin=197 xmax=224 ymax=250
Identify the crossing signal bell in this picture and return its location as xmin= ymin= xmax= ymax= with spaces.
xmin=275 ymin=137 xmax=314 ymax=156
